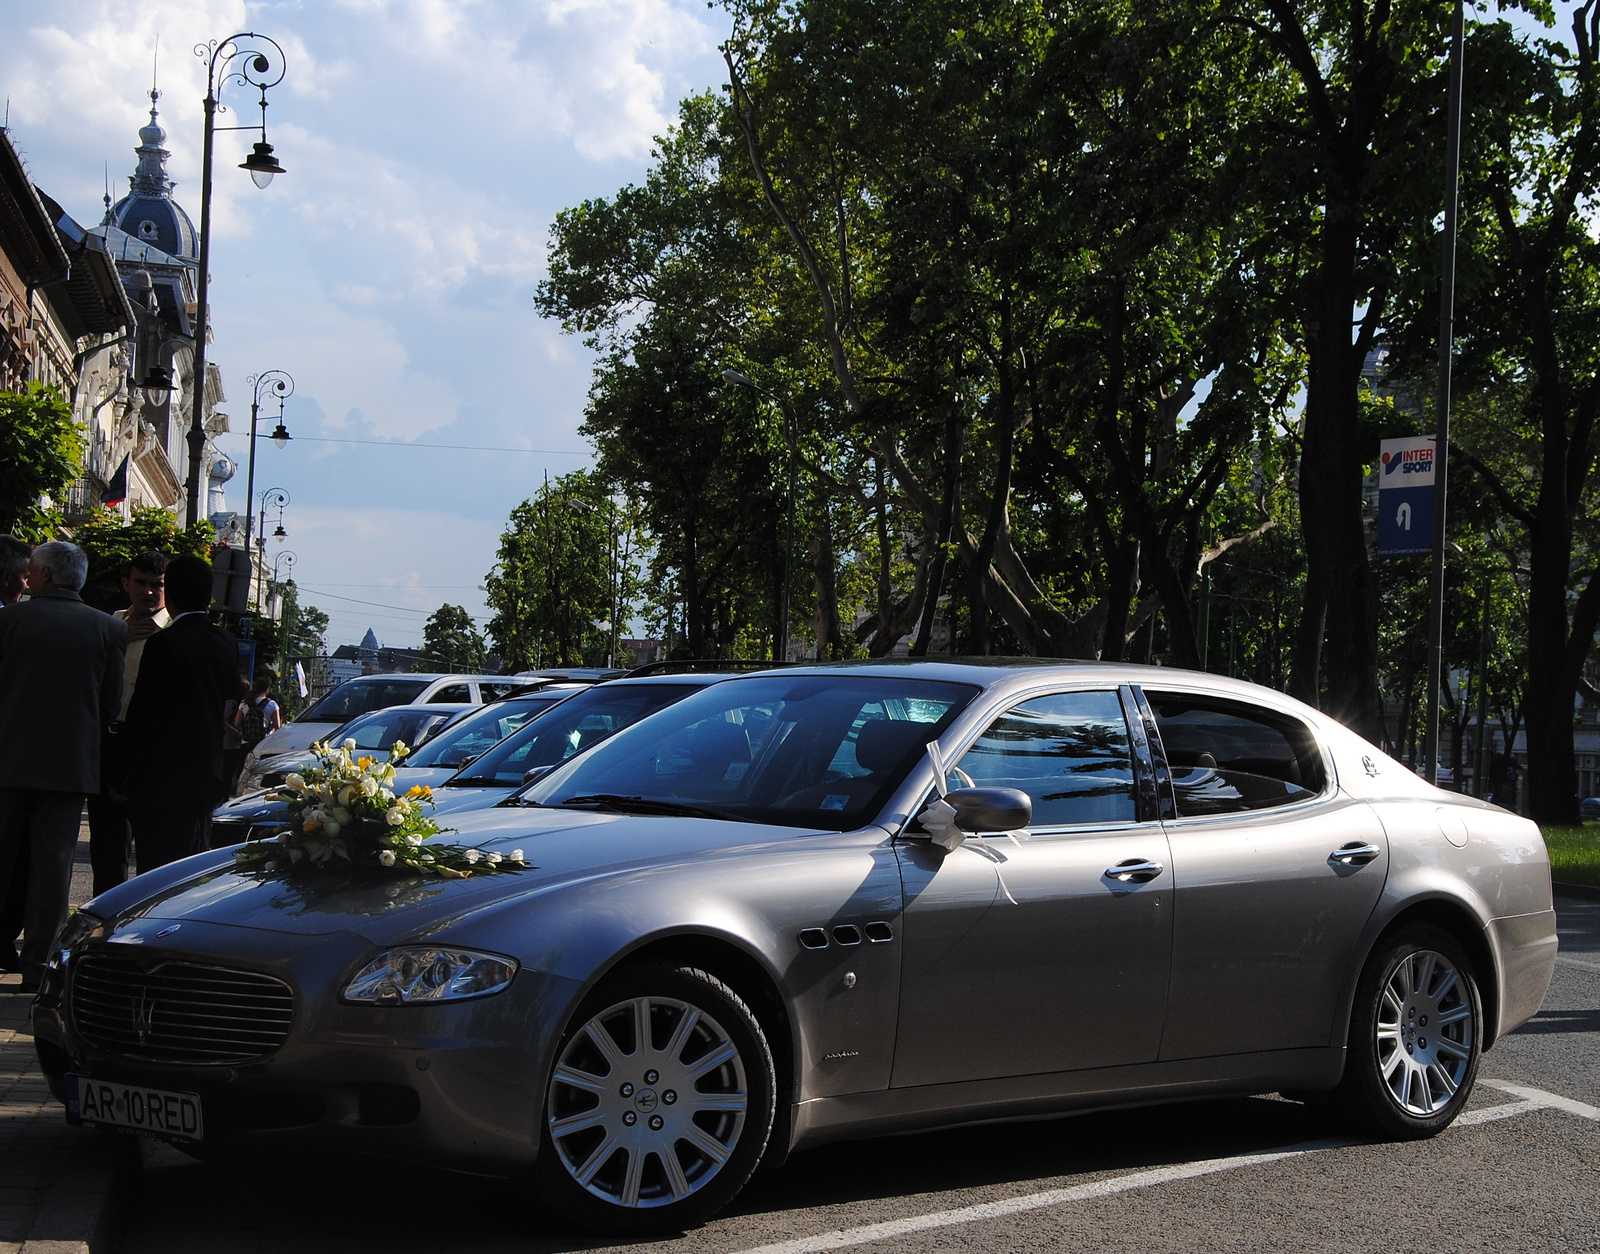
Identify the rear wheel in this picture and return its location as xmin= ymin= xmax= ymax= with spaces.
xmin=1334 ymin=923 xmax=1481 ymax=1138
xmin=535 ymin=963 xmax=775 ymax=1235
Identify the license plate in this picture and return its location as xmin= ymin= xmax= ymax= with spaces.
xmin=66 ymin=1074 xmax=204 ymax=1140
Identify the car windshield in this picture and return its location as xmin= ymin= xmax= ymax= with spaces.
xmin=405 ymin=695 xmax=568 ymax=769
xmin=329 ymin=706 xmax=455 ymax=753
xmin=521 ymin=674 xmax=976 ymax=830
xmin=449 ymin=684 xmax=706 ymax=786
xmin=298 ymin=678 xmax=430 ymax=722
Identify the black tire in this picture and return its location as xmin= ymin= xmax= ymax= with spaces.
xmin=1333 ymin=923 xmax=1482 ymax=1139
xmin=535 ymin=962 xmax=776 ymax=1236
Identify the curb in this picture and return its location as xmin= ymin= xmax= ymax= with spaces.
xmin=1553 ymin=881 xmax=1600 ymax=902
xmin=17 ymin=1132 xmax=138 ymax=1254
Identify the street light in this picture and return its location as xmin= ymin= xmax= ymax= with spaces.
xmin=183 ymin=32 xmax=288 ymax=529
xmin=242 ymin=370 xmax=293 ymax=566
xmin=255 ymin=487 xmax=289 ymax=606
xmin=722 ymin=369 xmax=797 ymax=661
xmin=267 ymin=550 xmax=296 ymax=623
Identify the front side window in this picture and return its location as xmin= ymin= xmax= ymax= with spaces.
xmin=428 ymin=684 xmax=472 ymax=704
xmin=406 ymin=697 xmax=562 ymax=769
xmin=524 ymin=675 xmax=976 ymax=830
xmin=451 ymin=685 xmax=699 ymax=786
xmin=1145 ymin=693 xmax=1325 ymax=817
xmin=957 ymin=690 xmax=1138 ymax=827
xmin=299 ymin=679 xmax=429 ymax=722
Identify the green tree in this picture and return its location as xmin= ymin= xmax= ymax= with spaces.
xmin=72 ymin=505 xmax=214 ymax=615
xmin=0 ymin=384 xmax=84 ymax=540
xmin=1383 ymin=7 xmax=1600 ymax=821
xmin=274 ymin=583 xmax=330 ymax=719
xmin=485 ymin=471 xmax=630 ymax=669
xmin=417 ymin=604 xmax=486 ymax=673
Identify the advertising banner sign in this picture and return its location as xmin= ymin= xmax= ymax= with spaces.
xmin=1377 ymin=435 xmax=1436 ymax=557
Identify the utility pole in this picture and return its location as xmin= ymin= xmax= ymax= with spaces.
xmin=1422 ymin=0 xmax=1466 ymax=786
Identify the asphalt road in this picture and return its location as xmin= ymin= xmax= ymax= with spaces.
xmin=120 ymin=896 xmax=1600 ymax=1254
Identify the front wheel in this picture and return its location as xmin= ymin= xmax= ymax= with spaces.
xmin=535 ymin=963 xmax=775 ymax=1235
xmin=1334 ymin=923 xmax=1482 ymax=1138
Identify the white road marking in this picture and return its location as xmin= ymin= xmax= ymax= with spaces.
xmin=1483 ymin=1080 xmax=1600 ymax=1121
xmin=730 ymin=1093 xmax=1581 ymax=1254
xmin=1453 ymin=1099 xmax=1543 ymax=1126
xmin=1554 ymin=954 xmax=1600 ymax=973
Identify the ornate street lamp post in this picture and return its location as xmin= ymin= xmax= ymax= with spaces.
xmin=183 ymin=33 xmax=288 ymax=529
xmin=242 ymin=370 xmax=293 ymax=559
xmin=267 ymin=550 xmax=297 ymax=622
xmin=254 ymin=487 xmax=289 ymax=607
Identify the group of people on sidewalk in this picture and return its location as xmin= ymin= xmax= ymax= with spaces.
xmin=0 ymin=538 xmax=282 ymax=992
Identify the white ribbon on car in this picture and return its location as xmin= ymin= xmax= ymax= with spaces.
xmin=915 ymin=742 xmax=1020 ymax=904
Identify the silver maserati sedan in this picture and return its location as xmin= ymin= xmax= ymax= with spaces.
xmin=33 ymin=662 xmax=1557 ymax=1235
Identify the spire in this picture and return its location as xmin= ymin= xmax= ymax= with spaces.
xmin=130 ymin=87 xmax=173 ymax=198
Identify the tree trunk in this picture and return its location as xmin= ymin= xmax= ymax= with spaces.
xmin=1292 ymin=212 xmax=1383 ymax=739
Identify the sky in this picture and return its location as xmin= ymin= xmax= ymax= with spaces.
xmin=0 ymin=0 xmax=728 ymax=649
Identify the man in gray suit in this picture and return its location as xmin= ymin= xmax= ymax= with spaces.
xmin=0 ymin=542 xmax=124 ymax=992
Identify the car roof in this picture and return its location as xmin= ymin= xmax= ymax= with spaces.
xmin=696 ymin=659 xmax=1329 ymax=720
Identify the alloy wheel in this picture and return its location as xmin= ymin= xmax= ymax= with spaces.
xmin=1375 ymin=947 xmax=1474 ymax=1116
xmin=547 ymin=994 xmax=749 ymax=1209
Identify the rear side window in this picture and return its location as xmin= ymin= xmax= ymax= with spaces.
xmin=1145 ymin=693 xmax=1325 ymax=817
xmin=957 ymin=690 xmax=1137 ymax=827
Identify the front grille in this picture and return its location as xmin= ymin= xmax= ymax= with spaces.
xmin=70 ymin=951 xmax=295 ymax=1065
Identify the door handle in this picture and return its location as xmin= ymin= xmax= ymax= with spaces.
xmin=1105 ymin=857 xmax=1164 ymax=883
xmin=1328 ymin=842 xmax=1381 ymax=866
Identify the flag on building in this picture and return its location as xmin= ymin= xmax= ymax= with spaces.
xmin=294 ymin=660 xmax=308 ymax=698
xmin=101 ymin=455 xmax=130 ymax=508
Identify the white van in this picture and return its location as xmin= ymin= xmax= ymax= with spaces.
xmin=243 ymin=673 xmax=517 ymax=774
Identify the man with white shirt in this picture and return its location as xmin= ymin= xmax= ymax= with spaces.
xmin=86 ymin=551 xmax=170 ymax=894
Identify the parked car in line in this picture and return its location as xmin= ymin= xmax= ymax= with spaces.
xmin=209 ymin=677 xmax=720 ymax=844
xmin=236 ymin=703 xmax=472 ymax=795
xmin=244 ymin=673 xmax=528 ymax=776
xmin=39 ymin=663 xmax=1556 ymax=1237
xmin=1580 ymin=796 xmax=1600 ymax=821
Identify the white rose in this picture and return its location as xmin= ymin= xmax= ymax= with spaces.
xmin=386 ymin=807 xmax=405 ymax=826
xmin=510 ymin=849 xmax=525 ymax=863
xmin=333 ymin=807 xmax=352 ymax=825
xmin=464 ymin=848 xmax=481 ymax=864
xmin=486 ymin=851 xmax=502 ymax=865
xmin=361 ymin=776 xmax=379 ymax=796
xmin=285 ymin=773 xmax=306 ymax=792
xmin=323 ymin=820 xmax=340 ymax=835
xmin=378 ymin=849 xmax=396 ymax=867
xmin=344 ymin=737 xmax=358 ymax=751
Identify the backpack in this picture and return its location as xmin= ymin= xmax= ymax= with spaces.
xmin=240 ymin=698 xmax=271 ymax=746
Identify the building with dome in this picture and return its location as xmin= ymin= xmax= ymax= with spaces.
xmin=66 ymin=89 xmax=233 ymax=522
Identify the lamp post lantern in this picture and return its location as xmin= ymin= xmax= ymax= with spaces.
xmin=183 ymin=33 xmax=288 ymax=529
xmin=242 ymin=369 xmax=293 ymax=564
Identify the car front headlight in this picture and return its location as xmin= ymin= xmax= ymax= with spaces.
xmin=45 ymin=909 xmax=103 ymax=989
xmin=342 ymin=947 xmax=519 ymax=1005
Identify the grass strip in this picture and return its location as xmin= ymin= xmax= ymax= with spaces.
xmin=1542 ymin=823 xmax=1600 ymax=888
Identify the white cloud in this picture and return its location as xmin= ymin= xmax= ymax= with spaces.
xmin=1 ymin=0 xmax=724 ymax=647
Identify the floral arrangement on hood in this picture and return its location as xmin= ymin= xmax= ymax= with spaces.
xmin=232 ymin=738 xmax=526 ymax=878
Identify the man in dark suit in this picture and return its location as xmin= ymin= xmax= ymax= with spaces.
xmin=0 ymin=542 xmax=125 ymax=991
xmin=124 ymin=555 xmax=237 ymax=871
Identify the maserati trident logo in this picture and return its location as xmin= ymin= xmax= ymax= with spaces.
xmin=133 ymin=989 xmax=155 ymax=1044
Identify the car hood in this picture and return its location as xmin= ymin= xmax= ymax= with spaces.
xmin=92 ymin=807 xmax=836 ymax=946
xmin=250 ymin=721 xmax=340 ymax=761
xmin=428 ymin=782 xmax=520 ymax=815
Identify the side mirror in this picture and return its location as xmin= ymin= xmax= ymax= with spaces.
xmin=521 ymin=764 xmax=553 ymax=786
xmin=947 ymin=787 xmax=1032 ymax=833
